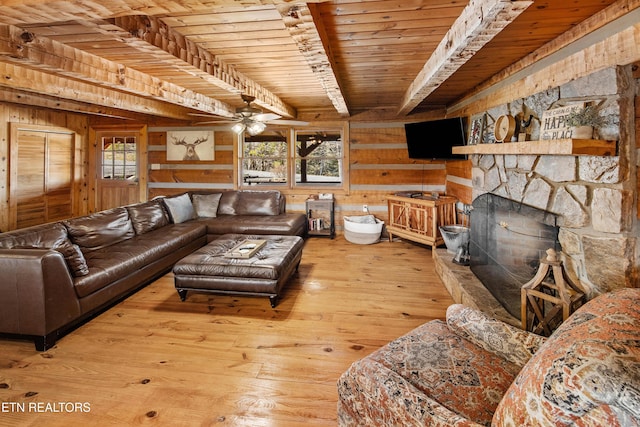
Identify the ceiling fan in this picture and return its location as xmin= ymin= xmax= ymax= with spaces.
xmin=194 ymin=94 xmax=308 ymax=135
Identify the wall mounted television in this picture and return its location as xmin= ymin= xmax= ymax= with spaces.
xmin=404 ymin=117 xmax=467 ymax=160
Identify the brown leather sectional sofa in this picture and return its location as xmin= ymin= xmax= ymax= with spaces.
xmin=0 ymin=190 xmax=306 ymax=351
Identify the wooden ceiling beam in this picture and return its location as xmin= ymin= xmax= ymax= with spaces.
xmin=397 ymin=0 xmax=532 ymax=116
xmin=276 ymin=3 xmax=349 ymax=117
xmin=114 ymin=15 xmax=297 ymax=119
xmin=0 ymin=1 xmax=333 ymax=26
xmin=0 ymin=85 xmax=181 ymax=121
xmin=0 ymin=62 xmax=205 ymax=120
xmin=0 ymin=24 xmax=236 ymax=119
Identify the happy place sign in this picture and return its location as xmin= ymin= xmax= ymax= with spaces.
xmin=540 ymin=103 xmax=584 ymax=140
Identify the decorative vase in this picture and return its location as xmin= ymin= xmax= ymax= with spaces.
xmin=570 ymin=125 xmax=593 ymax=139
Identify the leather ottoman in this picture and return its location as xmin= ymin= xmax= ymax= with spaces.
xmin=173 ymin=234 xmax=303 ymax=307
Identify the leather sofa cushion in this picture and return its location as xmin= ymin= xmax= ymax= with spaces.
xmin=235 ymin=190 xmax=281 ymax=215
xmin=64 ymin=207 xmax=135 ymax=251
xmin=217 ymin=191 xmax=239 ymax=215
xmin=0 ymin=222 xmax=68 ymax=249
xmin=200 ymin=214 xmax=307 ymax=236
xmin=162 ymin=193 xmax=196 ymax=223
xmin=74 ymin=222 xmax=206 ymax=298
xmin=126 ymin=200 xmax=169 ymax=234
xmin=192 ymin=193 xmax=222 ymax=217
xmin=0 ymin=222 xmax=89 ymax=277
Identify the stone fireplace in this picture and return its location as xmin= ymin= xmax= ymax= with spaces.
xmin=434 ymin=66 xmax=637 ymax=325
xmin=469 ymin=193 xmax=560 ymax=320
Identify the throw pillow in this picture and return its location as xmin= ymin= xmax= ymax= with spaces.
xmin=217 ymin=191 xmax=239 ymax=215
xmin=235 ymin=190 xmax=281 ymax=216
xmin=126 ymin=200 xmax=169 ymax=234
xmin=192 ymin=193 xmax=222 ymax=218
xmin=162 ymin=193 xmax=196 ymax=223
xmin=54 ymin=239 xmax=90 ymax=277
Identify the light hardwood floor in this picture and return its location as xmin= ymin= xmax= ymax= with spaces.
xmin=0 ymin=236 xmax=454 ymax=427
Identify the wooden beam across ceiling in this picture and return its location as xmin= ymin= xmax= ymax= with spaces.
xmin=0 ymin=61 xmax=202 ymax=120
xmin=0 ymin=24 xmax=236 ymax=119
xmin=276 ymin=3 xmax=349 ymax=117
xmin=397 ymin=0 xmax=532 ymax=116
xmin=0 ymin=0 xmax=331 ymax=26
xmin=0 ymin=85 xmax=184 ymax=121
xmin=114 ymin=14 xmax=297 ymax=119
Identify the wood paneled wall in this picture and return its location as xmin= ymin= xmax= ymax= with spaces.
xmin=0 ymin=104 xmax=90 ymax=232
xmin=142 ymin=121 xmax=451 ymax=231
xmin=445 ymin=159 xmax=472 ymax=205
xmin=345 ymin=123 xmax=448 ymax=227
xmin=147 ymin=126 xmax=236 ymax=198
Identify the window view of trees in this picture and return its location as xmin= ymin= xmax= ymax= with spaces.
xmin=241 ymin=132 xmax=288 ymax=185
xmin=295 ymin=132 xmax=342 ymax=184
xmin=240 ymin=128 xmax=343 ymax=187
xmin=101 ymin=136 xmax=137 ymax=180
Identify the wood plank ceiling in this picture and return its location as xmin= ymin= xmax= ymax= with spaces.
xmin=0 ymin=0 xmax=622 ymax=123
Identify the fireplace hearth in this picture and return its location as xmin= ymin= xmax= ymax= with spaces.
xmin=469 ymin=194 xmax=560 ymax=320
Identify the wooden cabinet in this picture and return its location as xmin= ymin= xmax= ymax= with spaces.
xmin=306 ymin=198 xmax=335 ymax=238
xmin=386 ymin=195 xmax=457 ymax=247
xmin=10 ymin=126 xmax=75 ymax=230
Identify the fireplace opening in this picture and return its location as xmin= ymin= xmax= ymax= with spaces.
xmin=469 ymin=194 xmax=560 ymax=320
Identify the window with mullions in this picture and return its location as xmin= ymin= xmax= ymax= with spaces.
xmin=241 ymin=130 xmax=288 ymax=185
xmin=295 ymin=131 xmax=343 ymax=185
xmin=101 ymin=136 xmax=137 ymax=180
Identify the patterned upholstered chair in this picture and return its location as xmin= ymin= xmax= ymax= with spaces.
xmin=337 ymin=288 xmax=640 ymax=426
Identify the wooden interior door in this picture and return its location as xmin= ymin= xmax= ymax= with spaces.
xmin=10 ymin=126 xmax=74 ymax=229
xmin=95 ymin=131 xmax=141 ymax=211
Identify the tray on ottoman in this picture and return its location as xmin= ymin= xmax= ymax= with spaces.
xmin=173 ymin=234 xmax=304 ymax=308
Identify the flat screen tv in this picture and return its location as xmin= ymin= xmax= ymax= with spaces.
xmin=404 ymin=117 xmax=467 ymax=160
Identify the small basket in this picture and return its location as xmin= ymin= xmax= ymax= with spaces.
xmin=344 ymin=215 xmax=384 ymax=244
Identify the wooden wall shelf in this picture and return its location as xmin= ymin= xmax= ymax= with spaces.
xmin=452 ymin=138 xmax=616 ymax=156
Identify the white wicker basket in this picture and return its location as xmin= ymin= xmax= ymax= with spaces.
xmin=343 ymin=215 xmax=384 ymax=244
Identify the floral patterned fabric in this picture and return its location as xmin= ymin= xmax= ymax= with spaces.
xmin=446 ymin=304 xmax=547 ymax=368
xmin=493 ymin=287 xmax=640 ymax=426
xmin=337 ymin=288 xmax=640 ymax=427
xmin=337 ymin=320 xmax=522 ymax=426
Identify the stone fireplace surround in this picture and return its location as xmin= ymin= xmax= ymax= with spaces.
xmin=434 ymin=66 xmax=637 ymax=324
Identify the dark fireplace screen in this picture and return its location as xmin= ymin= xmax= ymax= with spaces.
xmin=469 ymin=193 xmax=560 ymax=320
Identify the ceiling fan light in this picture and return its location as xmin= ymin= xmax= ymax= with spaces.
xmin=247 ymin=121 xmax=266 ymax=135
xmin=231 ymin=122 xmax=246 ymax=134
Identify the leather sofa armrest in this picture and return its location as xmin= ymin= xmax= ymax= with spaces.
xmin=0 ymin=249 xmax=82 ymax=337
xmin=446 ymin=304 xmax=547 ymax=368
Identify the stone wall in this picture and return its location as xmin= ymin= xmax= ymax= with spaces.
xmin=469 ymin=67 xmax=637 ymax=296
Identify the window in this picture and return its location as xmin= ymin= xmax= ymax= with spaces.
xmin=239 ymin=126 xmax=345 ymax=188
xmin=101 ymin=136 xmax=137 ymax=180
xmin=295 ymin=130 xmax=343 ymax=185
xmin=240 ymin=130 xmax=288 ymax=185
